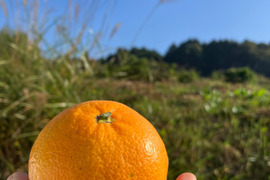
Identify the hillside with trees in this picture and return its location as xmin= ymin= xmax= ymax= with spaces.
xmin=163 ymin=39 xmax=270 ymax=77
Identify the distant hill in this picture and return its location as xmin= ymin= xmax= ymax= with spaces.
xmin=164 ymin=39 xmax=270 ymax=77
xmin=104 ymin=47 xmax=162 ymax=64
xmin=103 ymin=39 xmax=270 ymax=77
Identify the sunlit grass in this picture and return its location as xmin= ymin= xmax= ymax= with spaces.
xmin=0 ymin=0 xmax=270 ymax=180
xmin=1 ymin=56 xmax=270 ymax=179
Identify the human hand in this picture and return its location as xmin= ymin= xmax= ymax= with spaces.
xmin=7 ymin=172 xmax=28 ymax=180
xmin=7 ymin=172 xmax=196 ymax=180
xmin=176 ymin=172 xmax=197 ymax=180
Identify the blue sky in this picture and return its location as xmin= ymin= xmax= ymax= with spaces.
xmin=110 ymin=0 xmax=270 ymax=54
xmin=1 ymin=0 xmax=270 ymax=58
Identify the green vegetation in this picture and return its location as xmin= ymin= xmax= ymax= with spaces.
xmin=177 ymin=69 xmax=199 ymax=83
xmin=164 ymin=39 xmax=270 ymax=77
xmin=1 ymin=29 xmax=270 ymax=180
xmin=0 ymin=1 xmax=270 ymax=179
xmin=224 ymin=67 xmax=256 ymax=83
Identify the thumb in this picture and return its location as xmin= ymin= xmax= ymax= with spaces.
xmin=176 ymin=172 xmax=196 ymax=180
xmin=7 ymin=172 xmax=29 ymax=180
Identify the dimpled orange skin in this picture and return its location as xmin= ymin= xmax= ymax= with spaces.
xmin=29 ymin=100 xmax=168 ymax=180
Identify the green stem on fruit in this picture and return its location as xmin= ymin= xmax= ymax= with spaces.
xmin=96 ymin=112 xmax=115 ymax=123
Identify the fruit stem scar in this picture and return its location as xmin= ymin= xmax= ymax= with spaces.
xmin=96 ymin=112 xmax=115 ymax=123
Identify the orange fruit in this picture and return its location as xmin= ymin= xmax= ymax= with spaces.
xmin=29 ymin=100 xmax=168 ymax=179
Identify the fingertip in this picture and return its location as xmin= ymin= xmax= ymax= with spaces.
xmin=7 ymin=172 xmax=29 ymax=180
xmin=176 ymin=172 xmax=196 ymax=180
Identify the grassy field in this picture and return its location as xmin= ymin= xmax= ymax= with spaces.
xmin=0 ymin=1 xmax=270 ymax=179
xmin=1 ymin=51 xmax=270 ymax=179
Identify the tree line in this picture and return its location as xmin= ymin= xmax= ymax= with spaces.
xmin=105 ymin=39 xmax=270 ymax=77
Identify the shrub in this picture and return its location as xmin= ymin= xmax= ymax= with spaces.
xmin=224 ymin=67 xmax=255 ymax=83
xmin=178 ymin=69 xmax=199 ymax=83
xmin=211 ymin=70 xmax=225 ymax=80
